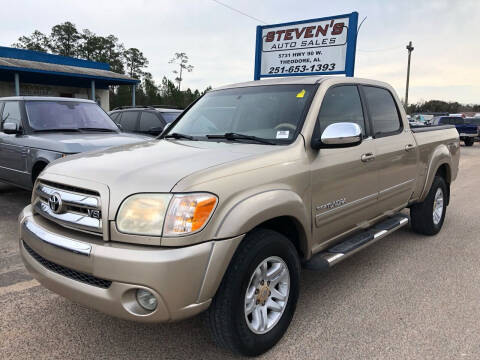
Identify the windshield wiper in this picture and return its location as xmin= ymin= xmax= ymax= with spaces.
xmin=78 ymin=127 xmax=118 ymax=132
xmin=206 ymin=132 xmax=275 ymax=145
xmin=33 ymin=128 xmax=82 ymax=132
xmin=164 ymin=132 xmax=195 ymax=140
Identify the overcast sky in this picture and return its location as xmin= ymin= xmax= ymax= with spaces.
xmin=1 ymin=0 xmax=479 ymax=104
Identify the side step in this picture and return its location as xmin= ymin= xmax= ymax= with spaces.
xmin=304 ymin=214 xmax=409 ymax=271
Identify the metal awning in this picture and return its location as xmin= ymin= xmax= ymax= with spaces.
xmin=0 ymin=46 xmax=139 ymax=106
xmin=0 ymin=56 xmax=138 ymax=86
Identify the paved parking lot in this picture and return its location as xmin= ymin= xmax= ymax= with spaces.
xmin=1 ymin=145 xmax=480 ymax=359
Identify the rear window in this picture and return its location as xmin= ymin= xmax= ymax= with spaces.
xmin=139 ymin=111 xmax=161 ymax=131
xmin=451 ymin=117 xmax=464 ymax=125
xmin=161 ymin=112 xmax=181 ymax=123
xmin=436 ymin=117 xmax=450 ymax=125
xmin=118 ymin=111 xmax=139 ymax=131
xmin=363 ymin=86 xmax=401 ymax=135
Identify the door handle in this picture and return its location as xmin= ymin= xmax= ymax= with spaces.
xmin=361 ymin=153 xmax=375 ymax=162
xmin=405 ymin=144 xmax=415 ymax=151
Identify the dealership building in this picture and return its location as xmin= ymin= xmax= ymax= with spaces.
xmin=0 ymin=46 xmax=139 ymax=111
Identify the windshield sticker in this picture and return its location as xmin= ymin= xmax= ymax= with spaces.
xmin=276 ymin=130 xmax=290 ymax=139
xmin=296 ymin=89 xmax=306 ymax=98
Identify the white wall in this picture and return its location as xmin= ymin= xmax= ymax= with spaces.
xmin=0 ymin=81 xmax=110 ymax=111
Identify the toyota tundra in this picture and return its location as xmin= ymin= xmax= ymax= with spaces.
xmin=19 ymin=76 xmax=460 ymax=356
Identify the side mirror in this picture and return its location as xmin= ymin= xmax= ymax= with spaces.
xmin=116 ymin=123 xmax=123 ymax=131
xmin=311 ymin=122 xmax=362 ymax=149
xmin=3 ymin=123 xmax=20 ymax=135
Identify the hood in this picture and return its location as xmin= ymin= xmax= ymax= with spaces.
xmin=45 ymin=139 xmax=277 ymax=194
xmin=28 ymin=132 xmax=150 ymax=153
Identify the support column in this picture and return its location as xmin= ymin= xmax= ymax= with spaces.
xmin=132 ymin=84 xmax=136 ymax=107
xmin=91 ymin=80 xmax=96 ymax=101
xmin=14 ymin=73 xmax=20 ymax=96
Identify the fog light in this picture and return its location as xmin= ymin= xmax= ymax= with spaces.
xmin=136 ymin=289 xmax=157 ymax=311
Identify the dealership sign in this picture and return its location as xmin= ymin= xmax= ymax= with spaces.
xmin=254 ymin=12 xmax=358 ymax=79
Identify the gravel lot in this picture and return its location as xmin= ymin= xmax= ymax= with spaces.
xmin=1 ymin=144 xmax=479 ymax=359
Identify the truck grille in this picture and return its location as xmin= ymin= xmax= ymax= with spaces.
xmin=33 ymin=180 xmax=103 ymax=236
xmin=23 ymin=241 xmax=112 ymax=289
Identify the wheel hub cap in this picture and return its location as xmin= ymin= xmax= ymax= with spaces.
xmin=257 ymin=283 xmax=270 ymax=305
xmin=244 ymin=256 xmax=290 ymax=334
xmin=433 ymin=188 xmax=444 ymax=225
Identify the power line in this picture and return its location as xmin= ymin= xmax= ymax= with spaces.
xmin=357 ymin=45 xmax=403 ymax=53
xmin=210 ymin=0 xmax=268 ymax=24
xmin=209 ymin=2 xmax=398 ymax=55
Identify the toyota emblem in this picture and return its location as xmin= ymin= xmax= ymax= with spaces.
xmin=48 ymin=193 xmax=63 ymax=214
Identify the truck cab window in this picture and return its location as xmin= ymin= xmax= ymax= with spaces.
xmin=317 ymin=85 xmax=366 ymax=135
xmin=363 ymin=86 xmax=401 ymax=136
xmin=1 ymin=101 xmax=22 ymax=130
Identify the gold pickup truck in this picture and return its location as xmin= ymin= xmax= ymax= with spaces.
xmin=19 ymin=76 xmax=459 ymax=356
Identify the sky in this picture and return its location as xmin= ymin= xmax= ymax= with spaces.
xmin=1 ymin=0 xmax=479 ymax=104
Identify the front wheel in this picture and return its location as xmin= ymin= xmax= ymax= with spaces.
xmin=206 ymin=228 xmax=300 ymax=356
xmin=410 ymin=176 xmax=447 ymax=235
xmin=464 ymin=137 xmax=474 ymax=146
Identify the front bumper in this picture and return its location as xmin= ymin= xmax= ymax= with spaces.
xmin=19 ymin=205 xmax=242 ymax=322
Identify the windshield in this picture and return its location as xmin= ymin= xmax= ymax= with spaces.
xmin=162 ymin=111 xmax=182 ymax=123
xmin=167 ymin=85 xmax=316 ymax=143
xmin=25 ymin=101 xmax=119 ymax=131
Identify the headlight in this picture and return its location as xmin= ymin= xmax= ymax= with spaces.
xmin=117 ymin=194 xmax=172 ymax=236
xmin=116 ymin=193 xmax=217 ymax=237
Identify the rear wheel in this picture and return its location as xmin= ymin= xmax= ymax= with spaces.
xmin=464 ymin=138 xmax=474 ymax=146
xmin=206 ymin=228 xmax=300 ymax=356
xmin=410 ymin=176 xmax=447 ymax=235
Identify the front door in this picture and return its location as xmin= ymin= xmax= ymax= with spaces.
xmin=0 ymin=101 xmax=28 ymax=183
xmin=361 ymin=85 xmax=417 ymax=213
xmin=311 ymin=85 xmax=379 ymax=249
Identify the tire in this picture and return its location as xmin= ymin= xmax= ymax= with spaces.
xmin=410 ymin=176 xmax=447 ymax=235
xmin=31 ymin=162 xmax=48 ymax=185
xmin=206 ymin=228 xmax=301 ymax=356
xmin=464 ymin=138 xmax=474 ymax=146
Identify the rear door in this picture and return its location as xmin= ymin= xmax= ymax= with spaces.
xmin=0 ymin=101 xmax=29 ymax=182
xmin=361 ymin=85 xmax=417 ymax=214
xmin=117 ymin=110 xmax=140 ymax=133
xmin=311 ymin=85 xmax=379 ymax=246
xmin=139 ymin=111 xmax=164 ymax=136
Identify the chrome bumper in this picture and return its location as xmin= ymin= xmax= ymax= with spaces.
xmin=19 ymin=205 xmax=243 ymax=322
xmin=23 ymin=219 xmax=92 ymax=256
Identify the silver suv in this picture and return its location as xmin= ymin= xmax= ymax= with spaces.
xmin=109 ymin=106 xmax=183 ymax=137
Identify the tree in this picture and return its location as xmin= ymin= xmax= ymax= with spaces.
xmin=76 ymin=31 xmax=125 ymax=73
xmin=97 ymin=35 xmax=125 ymax=74
xmin=142 ymin=72 xmax=162 ymax=104
xmin=12 ymin=30 xmax=50 ymax=52
xmin=76 ymin=29 xmax=99 ymax=60
xmin=49 ymin=22 xmax=81 ymax=56
xmin=11 ymin=23 xmax=210 ymax=109
xmin=169 ymin=52 xmax=194 ymax=90
xmin=123 ymin=48 xmax=148 ymax=79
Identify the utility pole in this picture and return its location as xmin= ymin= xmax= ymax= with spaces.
xmin=405 ymin=41 xmax=414 ymax=109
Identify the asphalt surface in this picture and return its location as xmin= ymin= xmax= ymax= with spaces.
xmin=1 ymin=145 xmax=480 ymax=359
